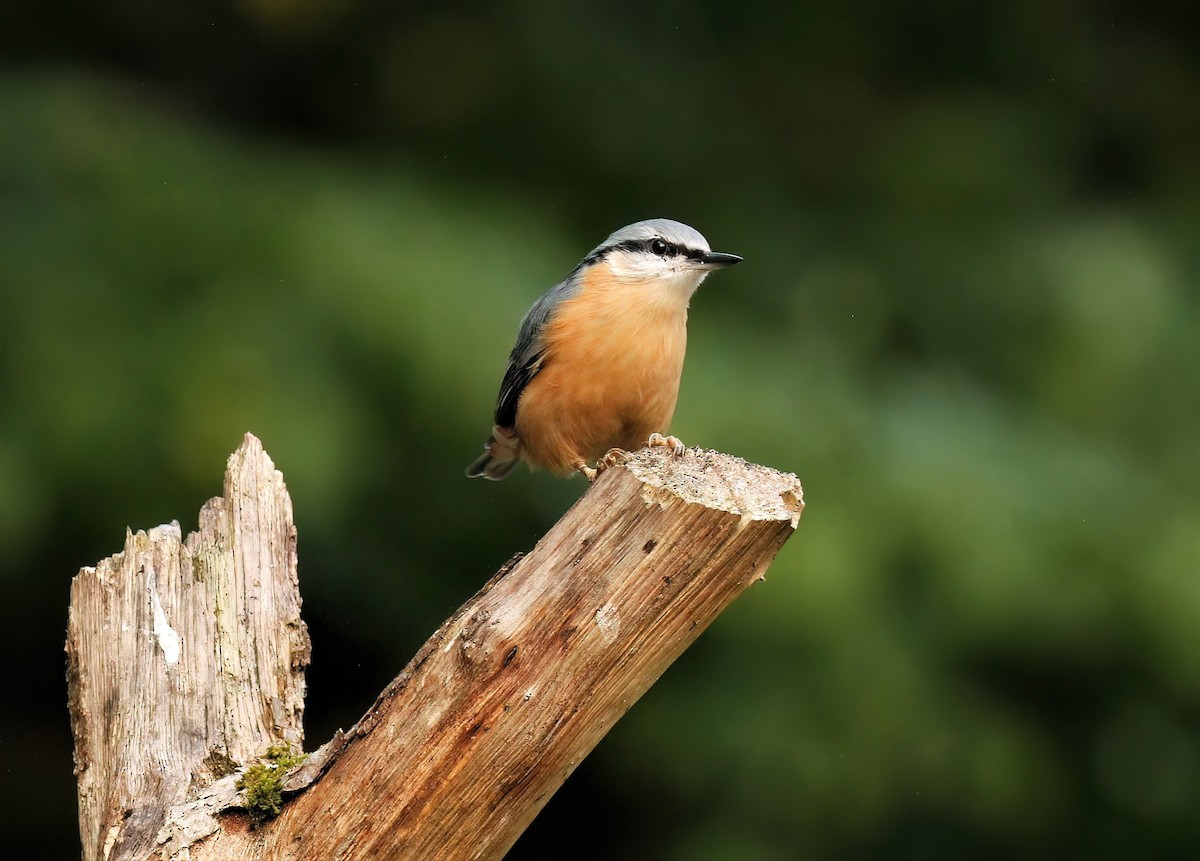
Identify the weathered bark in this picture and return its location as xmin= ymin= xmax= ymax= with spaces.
xmin=66 ymin=433 xmax=309 ymax=861
xmin=67 ymin=434 xmax=803 ymax=861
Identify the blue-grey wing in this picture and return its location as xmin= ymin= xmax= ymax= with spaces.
xmin=494 ymin=275 xmax=581 ymax=428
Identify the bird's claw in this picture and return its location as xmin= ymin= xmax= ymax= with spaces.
xmin=577 ymin=448 xmax=632 ymax=483
xmin=580 ymin=438 xmax=681 ymax=481
xmin=647 ymin=433 xmax=686 ymax=457
xmin=597 ymin=448 xmax=630 ymax=473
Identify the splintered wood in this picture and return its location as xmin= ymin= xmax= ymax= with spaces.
xmin=66 ymin=438 xmax=802 ymax=861
xmin=66 ymin=434 xmax=309 ymax=861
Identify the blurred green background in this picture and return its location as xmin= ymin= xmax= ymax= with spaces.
xmin=2 ymin=1 xmax=1197 ymax=858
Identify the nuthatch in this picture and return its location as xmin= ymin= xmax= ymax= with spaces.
xmin=466 ymin=218 xmax=741 ymax=481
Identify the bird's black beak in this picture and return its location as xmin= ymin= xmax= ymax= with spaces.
xmin=698 ymin=251 xmax=743 ymax=270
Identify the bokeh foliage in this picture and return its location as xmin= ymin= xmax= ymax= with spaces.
xmin=1 ymin=2 xmax=1197 ymax=858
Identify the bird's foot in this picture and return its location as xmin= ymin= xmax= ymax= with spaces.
xmin=647 ymin=433 xmax=686 ymax=457
xmin=597 ymin=448 xmax=630 ymax=473
xmin=576 ymin=449 xmax=629 ymax=483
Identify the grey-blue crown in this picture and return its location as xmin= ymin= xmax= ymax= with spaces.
xmin=580 ymin=218 xmax=717 ymax=268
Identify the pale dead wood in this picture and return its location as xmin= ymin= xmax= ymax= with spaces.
xmin=67 ymin=437 xmax=803 ymax=861
xmin=66 ymin=434 xmax=309 ymax=861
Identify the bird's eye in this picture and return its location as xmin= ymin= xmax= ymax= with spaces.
xmin=650 ymin=239 xmax=669 ymax=256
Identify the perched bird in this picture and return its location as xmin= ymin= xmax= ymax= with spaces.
xmin=466 ymin=218 xmax=741 ymax=481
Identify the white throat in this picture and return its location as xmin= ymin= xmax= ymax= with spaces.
xmin=606 ymin=252 xmax=709 ymax=306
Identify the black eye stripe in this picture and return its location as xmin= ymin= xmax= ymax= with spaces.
xmin=584 ymin=238 xmax=705 ymax=265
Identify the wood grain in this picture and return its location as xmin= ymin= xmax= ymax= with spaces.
xmin=66 ymin=434 xmax=308 ymax=861
xmin=66 ymin=438 xmax=802 ymax=861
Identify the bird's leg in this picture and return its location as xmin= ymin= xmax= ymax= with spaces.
xmin=574 ymin=460 xmax=598 ymax=482
xmin=647 ymin=432 xmax=686 ymax=457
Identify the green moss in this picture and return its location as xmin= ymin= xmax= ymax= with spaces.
xmin=235 ymin=743 xmax=308 ymax=828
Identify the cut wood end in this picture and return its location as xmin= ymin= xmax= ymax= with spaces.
xmin=619 ymin=446 xmax=804 ymax=528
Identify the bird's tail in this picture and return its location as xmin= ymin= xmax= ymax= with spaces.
xmin=465 ymin=425 xmax=522 ymax=480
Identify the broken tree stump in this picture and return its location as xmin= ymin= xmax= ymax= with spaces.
xmin=66 ymin=434 xmax=308 ymax=861
xmin=66 ymin=433 xmax=803 ymax=860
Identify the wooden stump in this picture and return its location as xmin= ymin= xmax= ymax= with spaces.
xmin=66 ymin=435 xmax=803 ymax=860
xmin=66 ymin=434 xmax=308 ymax=861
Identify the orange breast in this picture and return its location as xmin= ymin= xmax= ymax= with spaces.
xmin=514 ymin=267 xmax=688 ymax=475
